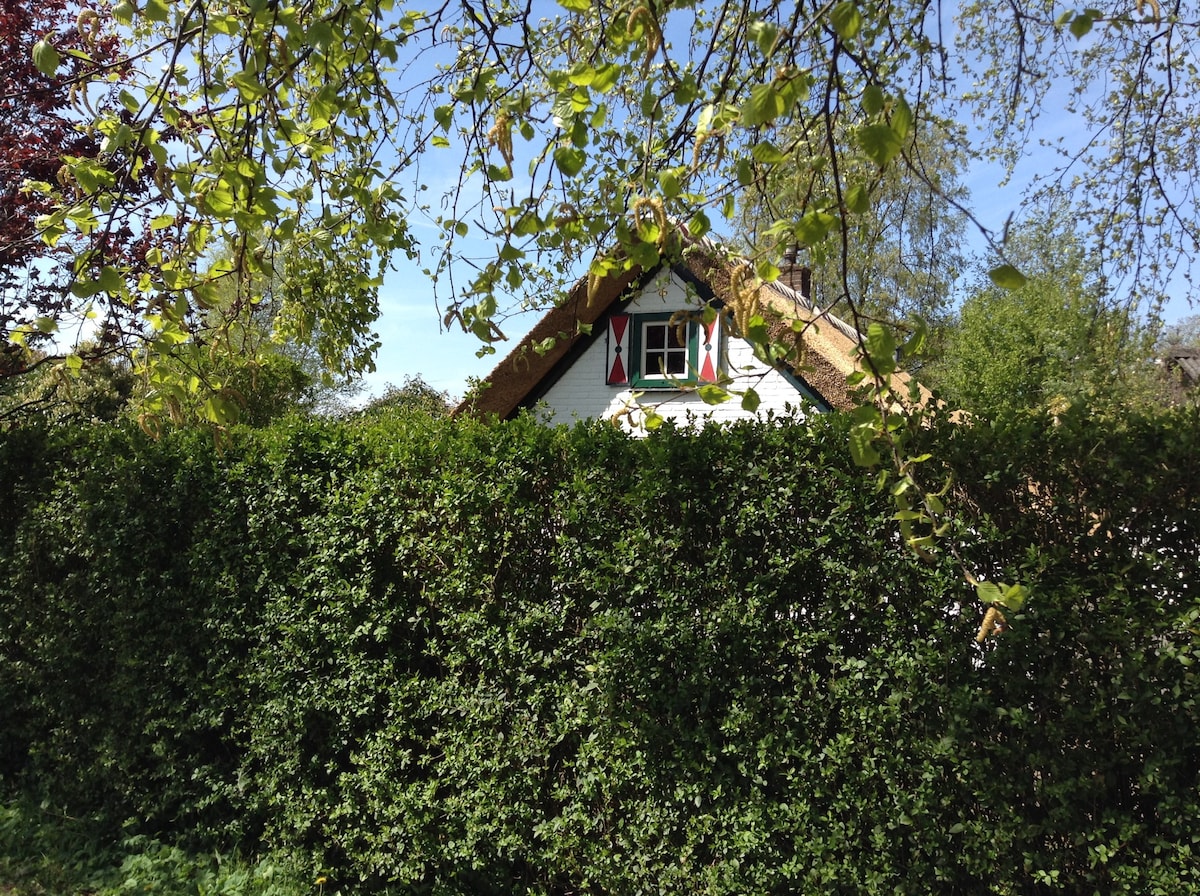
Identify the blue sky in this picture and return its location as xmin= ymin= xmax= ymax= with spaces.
xmin=357 ymin=7 xmax=1196 ymax=403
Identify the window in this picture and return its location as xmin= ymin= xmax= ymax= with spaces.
xmin=640 ymin=318 xmax=688 ymax=380
xmin=605 ymin=310 xmax=723 ymax=388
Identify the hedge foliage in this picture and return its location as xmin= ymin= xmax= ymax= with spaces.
xmin=1 ymin=408 xmax=1198 ymax=894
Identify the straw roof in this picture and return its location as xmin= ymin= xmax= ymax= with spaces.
xmin=456 ymin=237 xmax=916 ymax=419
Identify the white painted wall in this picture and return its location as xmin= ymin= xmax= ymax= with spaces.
xmin=534 ymin=270 xmax=818 ymax=431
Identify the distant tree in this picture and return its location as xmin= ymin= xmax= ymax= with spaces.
xmin=1159 ymin=314 xmax=1200 ymax=350
xmin=737 ymin=123 xmax=969 ymax=332
xmin=359 ymin=376 xmax=452 ymax=418
xmin=929 ymin=216 xmax=1159 ymax=418
xmin=141 ymin=271 xmax=365 ymax=428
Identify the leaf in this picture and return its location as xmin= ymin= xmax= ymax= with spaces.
xmin=553 ymin=146 xmax=587 ymax=177
xmin=32 ymin=39 xmax=60 ymax=77
xmin=858 ymin=124 xmax=903 ymax=167
xmin=144 ymin=0 xmax=170 ymax=22
xmin=862 ymin=84 xmax=885 ymax=116
xmin=755 ymin=258 xmax=781 ymax=281
xmin=740 ymin=83 xmax=786 ymax=127
xmin=747 ymin=20 xmax=779 ymax=56
xmin=976 ymin=582 xmax=1003 ymax=605
xmin=112 ymin=0 xmax=136 ymax=24
xmin=794 ymin=210 xmax=838 ymax=246
xmin=1069 ymin=11 xmax=1095 ymax=38
xmin=865 ymin=323 xmax=897 ymax=374
xmin=891 ymin=95 xmax=913 ymax=141
xmin=848 ymin=424 xmax=881 ymax=467
xmin=845 ymin=181 xmax=871 ymax=214
xmin=591 ymin=64 xmax=621 ymax=93
xmin=987 ymin=264 xmax=1028 ymax=289
xmin=831 ymin=2 xmax=862 ymax=40
xmin=697 ymin=384 xmax=730 ymax=405
xmin=751 ymin=141 xmax=789 ymax=165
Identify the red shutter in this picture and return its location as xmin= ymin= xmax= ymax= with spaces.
xmin=697 ymin=313 xmax=721 ymax=383
xmin=606 ymin=313 xmax=631 ymax=385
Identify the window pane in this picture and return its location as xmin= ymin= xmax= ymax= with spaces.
xmin=646 ymin=324 xmax=666 ymax=350
xmin=666 ymin=351 xmax=685 ymax=374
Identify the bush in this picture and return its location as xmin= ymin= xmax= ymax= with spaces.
xmin=0 ymin=408 xmax=1197 ymax=893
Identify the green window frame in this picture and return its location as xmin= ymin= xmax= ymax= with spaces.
xmin=631 ymin=313 xmax=699 ymax=388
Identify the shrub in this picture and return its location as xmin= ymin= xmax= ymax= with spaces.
xmin=0 ymin=408 xmax=1197 ymax=893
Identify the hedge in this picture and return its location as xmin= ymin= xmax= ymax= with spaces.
xmin=1 ymin=408 xmax=1197 ymax=894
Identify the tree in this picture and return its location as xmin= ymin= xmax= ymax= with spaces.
xmin=0 ymin=341 xmax=135 ymax=424
xmin=1 ymin=0 xmax=158 ymax=377
xmin=9 ymin=0 xmax=1196 ymax=417
xmin=358 ymin=375 xmax=452 ymax=418
xmin=735 ymin=120 xmax=969 ymax=331
xmin=929 ymin=215 xmax=1159 ymax=418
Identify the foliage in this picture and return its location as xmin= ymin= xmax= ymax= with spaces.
xmin=0 ymin=797 xmax=307 ymax=896
xmin=929 ymin=216 xmax=1162 ymax=418
xmin=1159 ymin=312 xmax=1200 ymax=349
xmin=736 ymin=121 xmax=969 ymax=330
xmin=4 ymin=0 xmax=1197 ymax=425
xmin=1 ymin=410 xmax=1197 ymax=894
xmin=0 ymin=347 xmax=135 ymax=424
xmin=0 ymin=0 xmax=158 ymax=374
xmin=356 ymin=374 xmax=452 ymax=417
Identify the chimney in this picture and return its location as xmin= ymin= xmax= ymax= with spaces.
xmin=779 ymin=243 xmax=812 ymax=301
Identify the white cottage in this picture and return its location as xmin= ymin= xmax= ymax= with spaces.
xmin=457 ymin=237 xmax=910 ymax=426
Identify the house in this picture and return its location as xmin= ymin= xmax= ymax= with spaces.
xmin=456 ymin=236 xmax=912 ymax=427
xmin=1159 ymin=345 xmax=1200 ymax=405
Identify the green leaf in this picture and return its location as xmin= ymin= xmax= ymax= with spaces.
xmin=144 ymin=0 xmax=170 ymax=22
xmin=891 ymin=95 xmax=913 ymax=141
xmin=831 ymin=2 xmax=862 ymax=40
xmin=553 ymin=146 xmax=587 ymax=177
xmin=740 ymin=388 xmax=761 ymax=412
xmin=97 ymin=266 xmax=123 ymax=294
xmin=849 ymin=424 xmax=881 ymax=467
xmin=308 ymin=20 xmax=335 ymax=48
xmin=858 ymin=124 xmax=903 ymax=167
xmin=32 ymin=39 xmax=60 ymax=77
xmin=658 ymin=168 xmax=682 ymax=198
xmin=845 ymin=181 xmax=870 ymax=214
xmin=747 ymin=20 xmax=779 ymax=56
xmin=112 ymin=0 xmax=135 ymax=24
xmin=1001 ymin=583 xmax=1029 ymax=612
xmin=203 ymin=189 xmax=237 ymax=216
xmin=1069 ymin=11 xmax=1095 ymax=38
xmin=697 ymin=384 xmax=730 ymax=405
xmin=862 ymin=84 xmax=885 ymax=116
xmin=866 ymin=322 xmax=897 ymax=373
xmin=740 ymin=83 xmax=787 ymax=126
xmin=591 ymin=64 xmax=621 ymax=93
xmin=751 ymin=141 xmax=789 ymax=165
xmin=987 ymin=264 xmax=1028 ymax=289
xmin=755 ymin=258 xmax=781 ymax=281
xmin=794 ymin=210 xmax=838 ymax=246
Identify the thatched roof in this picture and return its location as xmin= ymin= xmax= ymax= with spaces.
xmin=456 ymin=236 xmax=915 ymax=419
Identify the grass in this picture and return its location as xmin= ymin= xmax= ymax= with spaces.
xmin=0 ymin=799 xmax=315 ymax=896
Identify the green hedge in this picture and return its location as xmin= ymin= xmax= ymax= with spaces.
xmin=1 ymin=409 xmax=1197 ymax=894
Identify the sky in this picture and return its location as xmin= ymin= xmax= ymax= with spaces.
xmin=356 ymin=5 xmax=1197 ymax=403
